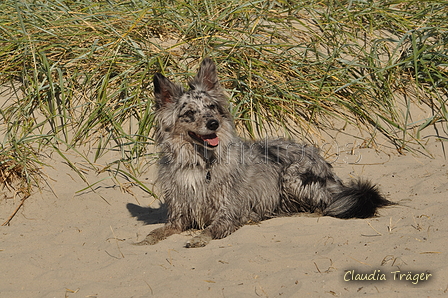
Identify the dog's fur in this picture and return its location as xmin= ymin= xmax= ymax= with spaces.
xmin=135 ymin=58 xmax=393 ymax=248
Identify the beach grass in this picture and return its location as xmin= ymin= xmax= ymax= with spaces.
xmin=0 ymin=0 xmax=447 ymax=195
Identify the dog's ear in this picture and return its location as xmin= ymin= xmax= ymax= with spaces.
xmin=189 ymin=58 xmax=220 ymax=92
xmin=153 ymin=73 xmax=184 ymax=108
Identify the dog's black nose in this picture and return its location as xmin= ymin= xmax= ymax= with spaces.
xmin=206 ymin=119 xmax=219 ymax=131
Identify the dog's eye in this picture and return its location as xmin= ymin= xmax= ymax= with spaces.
xmin=209 ymin=104 xmax=216 ymax=110
xmin=184 ymin=110 xmax=196 ymax=117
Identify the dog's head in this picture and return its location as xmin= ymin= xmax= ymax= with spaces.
xmin=153 ymin=58 xmax=233 ymax=149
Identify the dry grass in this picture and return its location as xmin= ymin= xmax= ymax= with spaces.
xmin=0 ymin=0 xmax=447 ymax=197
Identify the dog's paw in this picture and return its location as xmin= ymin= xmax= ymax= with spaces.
xmin=132 ymin=235 xmax=159 ymax=246
xmin=185 ymin=234 xmax=212 ymax=248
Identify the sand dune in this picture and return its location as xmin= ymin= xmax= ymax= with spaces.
xmin=1 ymin=126 xmax=447 ymax=297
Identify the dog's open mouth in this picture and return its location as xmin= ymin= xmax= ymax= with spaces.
xmin=188 ymin=131 xmax=219 ymax=147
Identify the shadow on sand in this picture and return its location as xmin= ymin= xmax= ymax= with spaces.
xmin=126 ymin=202 xmax=167 ymax=225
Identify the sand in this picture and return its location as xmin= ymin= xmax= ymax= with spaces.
xmin=1 ymin=114 xmax=447 ymax=297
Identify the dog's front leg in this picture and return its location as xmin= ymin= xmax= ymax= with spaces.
xmin=185 ymin=213 xmax=241 ymax=248
xmin=185 ymin=229 xmax=213 ymax=248
xmin=133 ymin=224 xmax=182 ymax=246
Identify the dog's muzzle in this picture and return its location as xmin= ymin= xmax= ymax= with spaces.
xmin=206 ymin=119 xmax=219 ymax=131
xmin=188 ymin=131 xmax=219 ymax=147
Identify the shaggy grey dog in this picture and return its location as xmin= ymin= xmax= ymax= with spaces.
xmin=135 ymin=58 xmax=392 ymax=248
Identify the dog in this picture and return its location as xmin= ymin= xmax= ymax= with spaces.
xmin=134 ymin=58 xmax=393 ymax=248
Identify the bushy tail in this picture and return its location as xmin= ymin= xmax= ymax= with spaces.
xmin=323 ymin=179 xmax=393 ymax=219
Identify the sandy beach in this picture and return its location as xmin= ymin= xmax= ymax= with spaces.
xmin=1 ymin=119 xmax=447 ymax=298
xmin=1 ymin=0 xmax=447 ymax=296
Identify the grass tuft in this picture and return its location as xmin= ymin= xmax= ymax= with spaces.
xmin=0 ymin=0 xmax=447 ymax=205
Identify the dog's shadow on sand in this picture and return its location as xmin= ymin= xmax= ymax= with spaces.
xmin=126 ymin=203 xmax=167 ymax=225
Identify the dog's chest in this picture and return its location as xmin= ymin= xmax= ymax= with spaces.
xmin=175 ymin=167 xmax=211 ymax=191
xmin=161 ymin=165 xmax=225 ymax=200
xmin=167 ymin=166 xmax=225 ymax=227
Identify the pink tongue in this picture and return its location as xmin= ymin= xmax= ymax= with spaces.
xmin=203 ymin=135 xmax=219 ymax=146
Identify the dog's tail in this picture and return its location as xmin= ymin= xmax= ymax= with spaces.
xmin=323 ymin=179 xmax=394 ymax=219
